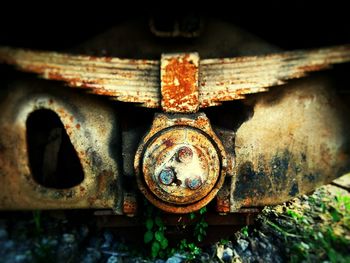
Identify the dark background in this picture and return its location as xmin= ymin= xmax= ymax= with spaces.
xmin=0 ymin=3 xmax=349 ymax=51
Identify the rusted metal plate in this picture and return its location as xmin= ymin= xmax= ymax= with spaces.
xmin=229 ymin=77 xmax=350 ymax=211
xmin=332 ymin=173 xmax=350 ymax=191
xmin=0 ymin=18 xmax=350 ymax=216
xmin=216 ymin=179 xmax=231 ymax=214
xmin=122 ymin=193 xmax=138 ymax=216
xmin=1 ymin=45 xmax=350 ymax=113
xmin=0 ymin=46 xmax=161 ymax=108
xmin=3 ymin=76 xmax=348 ymax=214
xmin=134 ymin=113 xmax=227 ymax=213
xmin=161 ymin=53 xmax=199 ymax=113
xmin=199 ymin=45 xmax=350 ymax=108
xmin=0 ymin=81 xmax=123 ymax=213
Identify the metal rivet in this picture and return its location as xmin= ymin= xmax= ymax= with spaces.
xmin=185 ymin=176 xmax=202 ymax=190
xmin=177 ymin=146 xmax=193 ymax=163
xmin=158 ymin=168 xmax=175 ymax=185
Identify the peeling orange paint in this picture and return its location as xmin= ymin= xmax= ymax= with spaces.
xmin=161 ymin=53 xmax=199 ymax=113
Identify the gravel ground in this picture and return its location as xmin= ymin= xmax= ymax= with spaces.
xmin=0 ymin=182 xmax=349 ymax=263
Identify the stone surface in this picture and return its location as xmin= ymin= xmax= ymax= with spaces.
xmin=0 ymin=183 xmax=348 ymax=262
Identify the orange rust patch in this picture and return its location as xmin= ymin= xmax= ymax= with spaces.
xmin=47 ymin=72 xmax=63 ymax=80
xmin=97 ymin=170 xmax=113 ymax=190
xmin=298 ymin=64 xmax=329 ymax=72
xmin=123 ymin=194 xmax=138 ymax=216
xmin=216 ymin=197 xmax=230 ymax=213
xmin=79 ymin=186 xmax=86 ymax=193
xmin=161 ymin=53 xmax=199 ymax=113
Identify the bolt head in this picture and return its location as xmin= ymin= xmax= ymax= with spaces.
xmin=185 ymin=176 xmax=202 ymax=190
xmin=158 ymin=168 xmax=175 ymax=185
xmin=177 ymin=146 xmax=193 ymax=163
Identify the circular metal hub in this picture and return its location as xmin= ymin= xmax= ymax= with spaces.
xmin=142 ymin=126 xmax=221 ymax=205
xmin=134 ymin=114 xmax=227 ymax=214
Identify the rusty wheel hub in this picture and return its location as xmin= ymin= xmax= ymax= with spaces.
xmin=143 ymin=126 xmax=220 ymax=204
xmin=135 ymin=114 xmax=227 ymax=213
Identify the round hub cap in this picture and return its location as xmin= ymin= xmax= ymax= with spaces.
xmin=142 ymin=126 xmax=221 ymax=205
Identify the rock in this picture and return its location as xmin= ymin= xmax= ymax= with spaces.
xmin=14 ymin=254 xmax=28 ymax=263
xmin=57 ymin=235 xmax=79 ymax=263
xmin=101 ymin=230 xmax=115 ymax=250
xmin=199 ymin=252 xmax=210 ymax=262
xmin=240 ymin=249 xmax=252 ymax=259
xmin=88 ymin=237 xmax=103 ymax=248
xmin=79 ymin=225 xmax=90 ymax=239
xmin=62 ymin=233 xmax=75 ymax=243
xmin=222 ymin=247 xmax=233 ymax=262
xmin=259 ymin=242 xmax=267 ymax=249
xmin=81 ymin=247 xmax=101 ymax=263
xmin=101 ymin=241 xmax=111 ymax=250
xmin=237 ymin=239 xmax=249 ymax=251
xmin=107 ymin=255 xmax=123 ymax=263
xmin=3 ymin=240 xmax=15 ymax=250
xmin=166 ymin=253 xmax=186 ymax=263
xmin=41 ymin=237 xmax=58 ymax=248
xmin=0 ymin=228 xmax=8 ymax=240
xmin=103 ymin=230 xmax=114 ymax=243
xmin=127 ymin=257 xmax=151 ymax=263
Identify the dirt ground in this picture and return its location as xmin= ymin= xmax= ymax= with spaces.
xmin=0 ymin=175 xmax=349 ymax=263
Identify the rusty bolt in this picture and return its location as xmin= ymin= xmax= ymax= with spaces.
xmin=158 ymin=168 xmax=175 ymax=185
xmin=185 ymin=176 xmax=203 ymax=190
xmin=177 ymin=146 xmax=193 ymax=163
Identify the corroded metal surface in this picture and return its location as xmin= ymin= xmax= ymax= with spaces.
xmin=230 ymin=77 xmax=350 ymax=211
xmin=0 ymin=82 xmax=123 ymax=212
xmin=332 ymin=173 xmax=350 ymax=191
xmin=2 ymin=77 xmax=348 ymax=213
xmin=142 ymin=127 xmax=220 ymax=204
xmin=0 ymin=18 xmax=350 ymax=216
xmin=1 ymin=45 xmax=350 ymax=113
xmin=199 ymin=45 xmax=350 ymax=108
xmin=161 ymin=53 xmax=199 ymax=113
xmin=134 ymin=113 xmax=227 ymax=213
xmin=122 ymin=193 xmax=138 ymax=216
xmin=216 ymin=179 xmax=231 ymax=214
xmin=0 ymin=46 xmax=161 ymax=108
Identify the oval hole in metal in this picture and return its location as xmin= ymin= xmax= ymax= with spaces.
xmin=26 ymin=109 xmax=84 ymax=189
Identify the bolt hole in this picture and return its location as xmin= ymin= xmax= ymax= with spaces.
xmin=26 ymin=109 xmax=84 ymax=189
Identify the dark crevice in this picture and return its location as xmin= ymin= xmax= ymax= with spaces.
xmin=26 ymin=109 xmax=84 ymax=189
xmin=204 ymin=101 xmax=254 ymax=132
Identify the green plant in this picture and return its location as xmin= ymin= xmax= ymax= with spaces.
xmin=262 ymin=188 xmax=350 ymax=263
xmin=143 ymin=203 xmax=209 ymax=260
xmin=179 ymin=238 xmax=202 ymax=260
xmin=219 ymin=238 xmax=230 ymax=246
xmin=32 ymin=210 xmax=42 ymax=234
xmin=143 ymin=202 xmax=169 ymax=259
xmin=32 ymin=240 xmax=55 ymax=263
xmin=177 ymin=206 xmax=208 ymax=260
xmin=241 ymin=226 xmax=249 ymax=237
xmin=193 ymin=207 xmax=208 ymax=242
